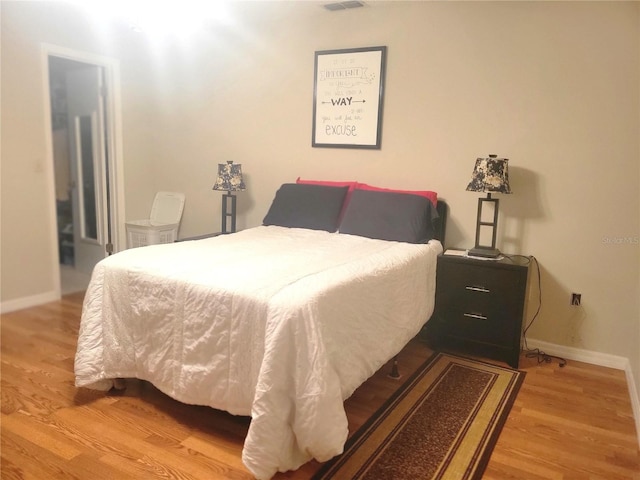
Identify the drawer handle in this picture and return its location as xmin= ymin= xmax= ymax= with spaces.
xmin=465 ymin=286 xmax=490 ymax=293
xmin=464 ymin=313 xmax=488 ymax=321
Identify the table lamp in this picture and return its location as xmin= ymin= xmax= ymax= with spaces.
xmin=466 ymin=154 xmax=511 ymax=258
xmin=212 ymin=160 xmax=246 ymax=234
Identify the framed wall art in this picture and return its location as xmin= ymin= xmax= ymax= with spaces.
xmin=312 ymin=46 xmax=387 ymax=149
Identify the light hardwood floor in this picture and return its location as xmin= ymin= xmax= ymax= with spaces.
xmin=1 ymin=292 xmax=639 ymax=479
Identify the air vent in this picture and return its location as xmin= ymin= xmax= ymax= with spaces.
xmin=323 ymin=1 xmax=365 ymax=11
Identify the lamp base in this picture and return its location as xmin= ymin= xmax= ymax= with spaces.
xmin=221 ymin=193 xmax=237 ymax=234
xmin=468 ymin=246 xmax=501 ymax=258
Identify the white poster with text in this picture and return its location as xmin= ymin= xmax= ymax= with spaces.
xmin=312 ymin=46 xmax=386 ymax=149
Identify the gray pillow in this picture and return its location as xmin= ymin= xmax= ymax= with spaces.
xmin=263 ymin=183 xmax=349 ymax=232
xmin=339 ymin=189 xmax=438 ymax=243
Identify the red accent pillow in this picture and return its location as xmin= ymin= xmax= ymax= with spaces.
xmin=296 ymin=178 xmax=357 ymax=190
xmin=296 ymin=178 xmax=357 ymax=221
xmin=355 ymin=183 xmax=438 ymax=207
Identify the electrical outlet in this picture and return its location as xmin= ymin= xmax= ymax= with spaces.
xmin=571 ymin=293 xmax=582 ymax=306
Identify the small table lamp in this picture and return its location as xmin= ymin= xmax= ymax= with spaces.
xmin=212 ymin=160 xmax=246 ymax=234
xmin=466 ymin=154 xmax=512 ymax=258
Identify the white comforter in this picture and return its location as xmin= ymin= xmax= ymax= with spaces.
xmin=75 ymin=226 xmax=442 ymax=479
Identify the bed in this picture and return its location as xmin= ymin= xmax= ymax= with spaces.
xmin=74 ymin=182 xmax=446 ymax=480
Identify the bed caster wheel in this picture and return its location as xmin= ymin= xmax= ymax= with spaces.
xmin=112 ymin=378 xmax=127 ymax=390
xmin=388 ymin=358 xmax=402 ymax=379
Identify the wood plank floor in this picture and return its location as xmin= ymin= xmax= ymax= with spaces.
xmin=1 ymin=292 xmax=638 ymax=479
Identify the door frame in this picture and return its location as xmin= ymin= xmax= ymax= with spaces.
xmin=42 ymin=43 xmax=126 ymax=297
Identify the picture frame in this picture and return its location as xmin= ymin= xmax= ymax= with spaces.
xmin=312 ymin=46 xmax=387 ymax=149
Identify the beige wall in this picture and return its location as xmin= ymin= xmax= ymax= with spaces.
xmin=1 ymin=2 xmax=638 ymax=400
xmin=1 ymin=0 xmax=163 ymax=301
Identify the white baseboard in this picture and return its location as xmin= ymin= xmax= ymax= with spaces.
xmin=0 ymin=291 xmax=59 ymax=314
xmin=527 ymin=338 xmax=640 ymax=448
xmin=624 ymin=363 xmax=640 ymax=449
xmin=527 ymin=338 xmax=628 ymax=369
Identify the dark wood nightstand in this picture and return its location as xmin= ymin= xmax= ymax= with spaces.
xmin=425 ymin=251 xmax=531 ymax=368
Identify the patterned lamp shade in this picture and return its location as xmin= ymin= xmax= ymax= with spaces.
xmin=212 ymin=161 xmax=246 ymax=193
xmin=466 ymin=155 xmax=512 ymax=194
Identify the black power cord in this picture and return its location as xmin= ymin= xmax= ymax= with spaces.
xmin=503 ymin=254 xmax=567 ymax=368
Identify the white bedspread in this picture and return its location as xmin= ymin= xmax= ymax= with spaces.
xmin=75 ymin=226 xmax=442 ymax=479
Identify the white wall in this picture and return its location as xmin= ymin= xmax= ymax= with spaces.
xmin=1 ymin=1 xmax=638 ymax=404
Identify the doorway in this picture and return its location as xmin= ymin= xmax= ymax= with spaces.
xmin=48 ymin=55 xmax=113 ymax=294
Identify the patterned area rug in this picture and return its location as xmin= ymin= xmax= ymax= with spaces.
xmin=313 ymin=352 xmax=525 ymax=480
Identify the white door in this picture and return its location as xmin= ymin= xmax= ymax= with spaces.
xmin=66 ymin=66 xmax=109 ymax=274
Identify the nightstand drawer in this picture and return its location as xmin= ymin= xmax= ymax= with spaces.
xmin=437 ymin=261 xmax=524 ymax=301
xmin=436 ymin=307 xmax=515 ymax=346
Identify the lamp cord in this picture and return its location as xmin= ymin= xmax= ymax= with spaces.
xmin=502 ymin=254 xmax=567 ymax=367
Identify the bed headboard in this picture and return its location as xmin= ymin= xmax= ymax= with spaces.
xmin=434 ymin=200 xmax=448 ymax=247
